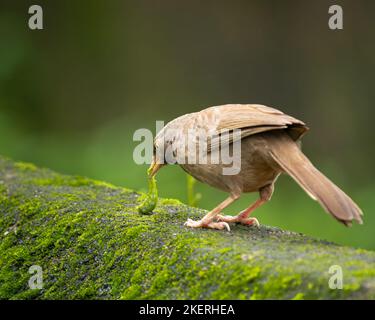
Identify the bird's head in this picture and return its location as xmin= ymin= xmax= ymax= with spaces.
xmin=148 ymin=114 xmax=191 ymax=178
xmin=148 ymin=151 xmax=165 ymax=178
xmin=148 ymin=131 xmax=169 ymax=178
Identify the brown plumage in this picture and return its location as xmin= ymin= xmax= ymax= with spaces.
xmin=150 ymin=104 xmax=363 ymax=231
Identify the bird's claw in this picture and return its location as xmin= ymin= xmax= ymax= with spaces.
xmin=184 ymin=218 xmax=231 ymax=231
xmin=217 ymin=215 xmax=260 ymax=228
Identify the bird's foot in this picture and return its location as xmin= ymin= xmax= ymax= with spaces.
xmin=184 ymin=218 xmax=230 ymax=231
xmin=217 ymin=214 xmax=260 ymax=227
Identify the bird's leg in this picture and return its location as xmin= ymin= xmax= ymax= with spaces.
xmin=184 ymin=193 xmax=240 ymax=231
xmin=217 ymin=184 xmax=274 ymax=227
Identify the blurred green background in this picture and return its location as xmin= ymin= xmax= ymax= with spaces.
xmin=1 ymin=0 xmax=374 ymax=249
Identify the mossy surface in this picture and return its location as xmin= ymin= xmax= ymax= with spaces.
xmin=0 ymin=156 xmax=374 ymax=300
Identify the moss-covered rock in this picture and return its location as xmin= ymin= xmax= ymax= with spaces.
xmin=0 ymin=156 xmax=374 ymax=300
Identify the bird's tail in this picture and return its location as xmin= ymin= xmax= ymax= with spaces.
xmin=265 ymin=131 xmax=363 ymax=226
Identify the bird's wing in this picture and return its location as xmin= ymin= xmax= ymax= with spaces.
xmin=215 ymin=104 xmax=306 ymax=132
xmin=205 ymin=104 xmax=308 ymax=152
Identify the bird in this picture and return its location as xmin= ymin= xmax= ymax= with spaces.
xmin=148 ymin=104 xmax=363 ymax=231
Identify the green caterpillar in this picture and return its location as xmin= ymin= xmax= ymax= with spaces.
xmin=137 ymin=167 xmax=158 ymax=214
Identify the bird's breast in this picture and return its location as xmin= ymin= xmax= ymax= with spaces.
xmin=180 ymin=135 xmax=281 ymax=194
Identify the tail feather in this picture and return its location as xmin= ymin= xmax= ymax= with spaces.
xmin=265 ymin=132 xmax=363 ymax=226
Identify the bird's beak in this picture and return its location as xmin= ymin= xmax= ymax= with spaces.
xmin=148 ymin=158 xmax=163 ymax=177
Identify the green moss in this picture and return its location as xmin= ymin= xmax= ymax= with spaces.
xmin=14 ymin=161 xmax=37 ymax=172
xmin=0 ymin=155 xmax=374 ymax=300
xmin=292 ymin=293 xmax=304 ymax=300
